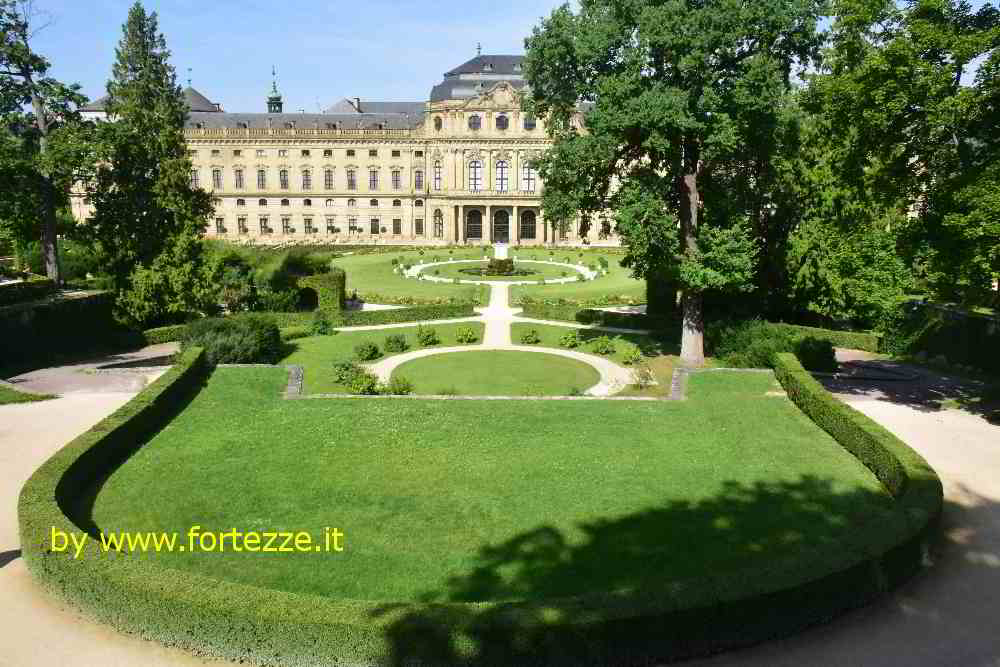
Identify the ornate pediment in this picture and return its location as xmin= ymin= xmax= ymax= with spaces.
xmin=462 ymin=81 xmax=520 ymax=111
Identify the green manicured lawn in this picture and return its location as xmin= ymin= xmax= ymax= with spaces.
xmin=429 ymin=260 xmax=577 ymax=283
xmin=0 ymin=384 xmax=54 ymax=404
xmin=89 ymin=368 xmax=894 ymax=604
xmin=510 ymin=249 xmax=645 ymax=305
xmin=331 ymin=250 xmax=488 ymax=304
xmin=392 ymin=350 xmax=601 ymax=395
xmin=279 ymin=322 xmax=485 ymax=393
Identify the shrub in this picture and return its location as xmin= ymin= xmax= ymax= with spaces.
xmin=381 ymin=375 xmax=413 ymax=395
xmin=794 ymin=337 xmax=838 ymax=373
xmin=632 ymin=363 xmax=656 ymax=389
xmin=456 ymin=326 xmax=479 ymax=344
xmin=354 ymin=341 xmax=382 ymax=361
xmin=383 ymin=334 xmax=409 ymax=353
xmin=181 ymin=314 xmax=281 ymax=365
xmin=339 ymin=304 xmax=476 ymax=326
xmin=256 ymin=288 xmax=300 ymax=313
xmin=416 ymin=326 xmax=439 ymax=346
xmin=281 ymin=326 xmax=310 ymax=341
xmin=519 ymin=328 xmax=541 ymax=344
xmin=347 ymin=368 xmax=380 ymax=395
xmin=310 ymin=311 xmax=333 ymax=336
xmin=332 ymin=359 xmax=361 ymax=384
xmin=589 ymin=335 xmax=616 ymax=355
xmin=559 ymin=331 xmax=581 ymax=348
xmin=621 ymin=342 xmax=643 ymax=365
xmin=486 ymin=258 xmax=515 ymax=275
xmin=568 ymin=386 xmax=584 ymax=396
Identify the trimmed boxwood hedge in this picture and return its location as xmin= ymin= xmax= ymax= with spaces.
xmin=338 ymin=303 xmax=475 ymax=326
xmin=0 ymin=274 xmax=55 ymax=306
xmin=19 ymin=349 xmax=943 ymax=665
xmin=771 ymin=323 xmax=880 ymax=353
xmin=298 ymin=268 xmax=346 ymax=314
xmin=519 ymin=301 xmax=670 ymax=330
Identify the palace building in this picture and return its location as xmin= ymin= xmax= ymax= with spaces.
xmin=79 ymin=54 xmax=619 ymax=247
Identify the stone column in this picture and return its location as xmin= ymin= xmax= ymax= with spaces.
xmin=486 ymin=204 xmax=493 ymax=245
xmin=457 ymin=204 xmax=464 ymax=244
xmin=513 ymin=205 xmax=520 ymax=245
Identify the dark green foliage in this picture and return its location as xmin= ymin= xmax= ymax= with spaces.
xmin=310 ymin=311 xmax=332 ymax=336
xmin=770 ymin=323 xmax=880 ymax=353
xmin=256 ymin=289 xmax=300 ymax=313
xmin=346 ymin=367 xmax=380 ymax=395
xmin=353 ymin=342 xmax=381 ymax=361
xmin=588 ymin=335 xmax=616 ymax=355
xmin=213 ymin=253 xmax=258 ymax=314
xmin=280 ymin=326 xmax=310 ymax=342
xmin=339 ymin=303 xmax=474 ymax=326
xmin=181 ymin=314 xmax=281 ymax=365
xmin=519 ymin=300 xmax=670 ymax=330
xmin=793 ymin=337 xmax=838 ymax=374
xmin=0 ymin=273 xmax=54 ymax=305
xmin=383 ymin=334 xmax=409 ymax=353
xmin=299 ymin=268 xmax=346 ymax=314
xmin=416 ymin=326 xmax=439 ymax=346
xmin=708 ymin=320 xmax=841 ymax=371
xmin=381 ymin=375 xmax=413 ymax=396
xmin=620 ymin=342 xmax=643 ymax=365
xmin=332 ymin=359 xmax=361 ymax=385
xmin=486 ymin=258 xmax=515 ymax=275
xmin=142 ymin=324 xmax=187 ymax=345
xmin=880 ymin=301 xmax=1000 ymax=375
xmin=518 ymin=328 xmax=541 ymax=344
xmin=559 ymin=330 xmax=581 ymax=348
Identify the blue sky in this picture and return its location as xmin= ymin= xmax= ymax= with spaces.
xmin=30 ymin=0 xmax=566 ymax=112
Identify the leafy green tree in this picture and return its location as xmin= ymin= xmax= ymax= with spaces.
xmin=524 ymin=0 xmax=826 ymax=364
xmin=0 ymin=0 xmax=90 ymax=281
xmin=810 ymin=0 xmax=1000 ymax=305
xmin=83 ymin=1 xmax=214 ymax=326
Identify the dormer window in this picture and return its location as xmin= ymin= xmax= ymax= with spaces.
xmin=434 ymin=117 xmax=442 ymax=131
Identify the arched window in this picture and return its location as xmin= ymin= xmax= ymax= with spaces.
xmin=521 ymin=163 xmax=537 ymax=193
xmin=257 ymin=169 xmax=266 ymax=189
xmin=302 ymin=170 xmax=312 ymax=190
xmin=433 ymin=209 xmax=444 ymax=238
xmin=324 ymin=169 xmax=334 ymax=189
xmin=236 ymin=198 xmax=246 ymax=207
xmin=212 ymin=169 xmax=223 ymax=189
xmin=466 ymin=209 xmax=483 ymax=238
xmin=433 ymin=162 xmax=442 ymax=191
xmin=468 ymin=160 xmax=482 ymax=192
xmin=279 ymin=169 xmax=289 ymax=189
xmin=414 ymin=170 xmax=424 ymax=190
xmin=234 ymin=168 xmax=245 ymax=189
xmin=368 ymin=167 xmax=378 ymax=190
xmin=495 ymin=114 xmax=509 ymax=131
xmin=346 ymin=168 xmax=357 ymax=190
xmin=370 ymin=199 xmax=379 ymax=207
xmin=348 ymin=198 xmax=356 ymax=207
xmin=415 ymin=199 xmax=423 ymax=207
xmin=519 ymin=210 xmax=537 ymax=240
xmin=325 ymin=199 xmax=334 ymax=207
xmin=258 ymin=199 xmax=268 ymax=206
xmin=433 ymin=117 xmax=442 ymax=131
xmin=468 ymin=115 xmax=481 ymax=131
xmin=392 ymin=199 xmax=402 ymax=207
xmin=303 ymin=199 xmax=312 ymax=207
xmin=495 ymin=160 xmax=508 ymax=192
xmin=281 ymin=199 xmax=290 ymax=207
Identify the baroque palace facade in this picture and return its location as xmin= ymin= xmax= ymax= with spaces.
xmin=80 ymin=54 xmax=618 ymax=247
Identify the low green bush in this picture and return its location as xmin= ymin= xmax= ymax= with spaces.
xmin=559 ymin=331 xmax=581 ymax=348
xmin=347 ymin=368 xmax=380 ymax=395
xmin=620 ymin=342 xmax=643 ymax=365
xmin=353 ymin=342 xmax=382 ymax=361
xmin=519 ymin=328 xmax=541 ymax=344
xmin=142 ymin=324 xmax=188 ymax=345
xmin=416 ymin=326 xmax=439 ymax=346
xmin=455 ymin=326 xmax=479 ymax=344
xmin=339 ymin=304 xmax=475 ymax=326
xmin=0 ymin=274 xmax=55 ymax=306
xmin=772 ymin=322 xmax=880 ymax=353
xmin=310 ymin=311 xmax=333 ymax=336
xmin=281 ymin=326 xmax=310 ymax=341
xmin=256 ymin=288 xmax=300 ymax=313
xmin=708 ymin=320 xmax=838 ymax=371
xmin=381 ymin=375 xmax=413 ymax=395
xmin=589 ymin=335 xmax=616 ymax=355
xmin=518 ymin=301 xmax=669 ymax=330
xmin=181 ymin=314 xmax=282 ymax=365
xmin=383 ymin=334 xmax=409 ymax=353
xmin=794 ymin=337 xmax=838 ymax=373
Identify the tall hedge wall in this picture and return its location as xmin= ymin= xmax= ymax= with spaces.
xmin=298 ymin=268 xmax=346 ymax=314
xmin=882 ymin=302 xmax=1000 ymax=374
xmin=0 ymin=274 xmax=55 ymax=306
xmin=771 ymin=323 xmax=880 ymax=353
xmin=18 ymin=349 xmax=943 ymax=666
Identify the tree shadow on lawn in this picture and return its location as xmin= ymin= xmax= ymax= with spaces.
xmin=573 ymin=328 xmax=680 ymax=357
xmin=821 ymin=359 xmax=1000 ymax=424
xmin=369 ymin=475 xmax=950 ymax=666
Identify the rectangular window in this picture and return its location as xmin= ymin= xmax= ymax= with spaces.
xmin=392 ymin=218 xmax=402 ymax=235
xmin=233 ymin=149 xmax=242 ymax=157
xmin=282 ymin=216 xmax=292 ymax=234
xmin=433 ymin=162 xmax=442 ymax=191
xmin=302 ymin=171 xmax=312 ymax=190
xmin=256 ymin=149 xmax=266 ymax=157
xmin=391 ymin=150 xmax=401 ymax=158
xmin=414 ymin=150 xmax=423 ymax=157
xmin=434 ymin=215 xmax=444 ymax=239
xmin=468 ymin=161 xmax=482 ymax=192
xmin=326 ymin=216 xmax=336 ymax=234
xmin=215 ymin=217 xmax=225 ymax=233
xmin=259 ymin=216 xmax=270 ymax=234
xmin=212 ymin=169 xmax=223 ymax=189
xmin=368 ymin=168 xmax=378 ymax=190
xmin=368 ymin=149 xmax=377 ymax=157
xmin=234 ymin=168 xmax=244 ymax=189
xmin=521 ymin=165 xmax=537 ymax=193
xmin=392 ymin=170 xmax=401 ymax=190
xmin=348 ymin=216 xmax=358 ymax=233
xmin=301 ymin=149 xmax=310 ymax=157
xmin=414 ymin=217 xmax=424 ymax=235
xmin=346 ymin=149 xmax=355 ymax=157
xmin=280 ymin=170 xmax=289 ymax=189
xmin=257 ymin=169 xmax=266 ymax=189
xmin=323 ymin=149 xmax=333 ymax=157
xmin=211 ymin=149 xmax=220 ymax=157
xmin=559 ymin=223 xmax=569 ymax=240
xmin=347 ymin=169 xmax=357 ymax=190
xmin=237 ymin=216 xmax=248 ymax=234
xmin=278 ymin=149 xmax=288 ymax=158
xmin=304 ymin=216 xmax=315 ymax=234
xmin=324 ymin=169 xmax=334 ymax=189
xmin=189 ymin=170 xmax=199 ymax=188
xmin=414 ymin=170 xmax=424 ymax=190
xmin=370 ymin=218 xmax=380 ymax=234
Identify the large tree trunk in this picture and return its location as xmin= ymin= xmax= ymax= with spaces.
xmin=28 ymin=77 xmax=62 ymax=284
xmin=679 ymin=141 xmax=704 ymax=366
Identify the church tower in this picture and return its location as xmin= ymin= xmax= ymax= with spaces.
xmin=267 ymin=66 xmax=283 ymax=113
